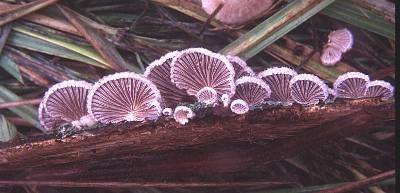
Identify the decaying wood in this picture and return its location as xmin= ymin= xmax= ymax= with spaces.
xmin=0 ymin=99 xmax=394 ymax=182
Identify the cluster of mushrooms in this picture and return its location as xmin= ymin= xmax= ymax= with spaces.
xmin=38 ymin=47 xmax=394 ymax=132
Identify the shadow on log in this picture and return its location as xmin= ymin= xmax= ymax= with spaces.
xmin=0 ymin=99 xmax=395 ymax=183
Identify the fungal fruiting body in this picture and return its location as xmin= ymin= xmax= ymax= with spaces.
xmin=162 ymin=108 xmax=173 ymax=116
xmin=226 ymin=55 xmax=255 ymax=80
xmin=230 ymin=76 xmax=271 ymax=114
xmin=334 ymin=72 xmax=370 ymax=99
xmin=364 ymin=80 xmax=394 ymax=100
xmin=87 ymin=72 xmax=162 ymax=124
xmin=321 ymin=28 xmax=353 ymax=66
xmin=328 ymin=28 xmax=353 ymax=53
xmin=320 ymin=46 xmax=342 ymax=66
xmin=173 ymin=106 xmax=195 ymax=125
xmin=144 ymin=51 xmax=189 ymax=108
xmin=42 ymin=80 xmax=96 ymax=128
xmin=201 ymin=0 xmax=274 ymax=25
xmin=170 ymin=48 xmax=235 ymax=105
xmin=258 ymin=67 xmax=297 ymax=106
xmin=221 ymin=93 xmax=231 ymax=107
xmin=289 ymin=74 xmax=329 ymax=106
xmin=38 ymin=100 xmax=65 ymax=131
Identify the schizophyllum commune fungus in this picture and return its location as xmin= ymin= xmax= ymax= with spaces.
xmin=38 ymin=48 xmax=393 ymax=131
xmin=321 ymin=28 xmax=354 ymax=66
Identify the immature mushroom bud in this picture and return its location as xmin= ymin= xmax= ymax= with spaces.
xmin=38 ymin=100 xmax=65 ymax=131
xmin=289 ymin=74 xmax=329 ymax=106
xmin=226 ymin=55 xmax=255 ymax=80
xmin=170 ymin=48 xmax=235 ymax=105
xmin=162 ymin=108 xmax=173 ymax=116
xmin=327 ymin=28 xmax=353 ymax=53
xmin=42 ymin=80 xmax=96 ymax=128
xmin=173 ymin=106 xmax=195 ymax=125
xmin=230 ymin=76 xmax=271 ymax=114
xmin=230 ymin=99 xmax=249 ymax=115
xmin=87 ymin=72 xmax=162 ymax=124
xmin=334 ymin=72 xmax=370 ymax=99
xmin=257 ymin=67 xmax=297 ymax=106
xmin=144 ymin=51 xmax=189 ymax=108
xmin=320 ymin=45 xmax=342 ymax=66
xmin=201 ymin=0 xmax=274 ymax=26
xmin=221 ymin=93 xmax=231 ymax=107
xmin=364 ymin=80 xmax=394 ymax=100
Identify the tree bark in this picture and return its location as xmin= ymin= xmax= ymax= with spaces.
xmin=0 ymin=99 xmax=394 ymax=182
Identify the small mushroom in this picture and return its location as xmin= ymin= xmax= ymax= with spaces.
xmin=170 ymin=48 xmax=236 ymax=105
xmin=87 ymin=72 xmax=162 ymax=123
xmin=327 ymin=28 xmax=353 ymax=53
xmin=334 ymin=72 xmax=370 ymax=99
xmin=173 ymin=106 xmax=195 ymax=125
xmin=230 ymin=76 xmax=271 ymax=114
xmin=144 ymin=51 xmax=190 ymax=108
xmin=364 ymin=80 xmax=394 ymax=100
xmin=230 ymin=99 xmax=249 ymax=115
xmin=38 ymin=100 xmax=65 ymax=132
xmin=289 ymin=74 xmax=329 ymax=106
xmin=42 ymin=80 xmax=96 ymax=128
xmin=320 ymin=45 xmax=342 ymax=66
xmin=162 ymin=108 xmax=173 ymax=116
xmin=201 ymin=0 xmax=274 ymax=26
xmin=226 ymin=55 xmax=255 ymax=80
xmin=258 ymin=67 xmax=297 ymax=106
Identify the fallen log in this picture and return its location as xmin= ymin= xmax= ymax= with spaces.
xmin=0 ymin=99 xmax=394 ymax=182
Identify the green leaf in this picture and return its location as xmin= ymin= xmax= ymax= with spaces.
xmin=0 ymin=54 xmax=24 ymax=83
xmin=220 ymin=0 xmax=336 ymax=60
xmin=0 ymin=85 xmax=43 ymax=132
xmin=321 ymin=0 xmax=395 ymax=39
xmin=6 ymin=30 xmax=107 ymax=69
xmin=0 ymin=114 xmax=17 ymax=142
xmin=12 ymin=26 xmax=112 ymax=69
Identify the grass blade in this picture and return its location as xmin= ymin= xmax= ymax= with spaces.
xmin=0 ymin=54 xmax=24 ymax=83
xmin=321 ymin=0 xmax=395 ymax=39
xmin=220 ymin=0 xmax=335 ymax=59
xmin=0 ymin=85 xmax=42 ymax=132
xmin=0 ymin=114 xmax=18 ymax=142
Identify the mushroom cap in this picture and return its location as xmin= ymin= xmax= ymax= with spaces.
xmin=42 ymin=80 xmax=93 ymax=123
xmin=328 ymin=28 xmax=353 ymax=53
xmin=226 ymin=55 xmax=255 ymax=80
xmin=162 ymin=108 xmax=173 ymax=116
xmin=144 ymin=51 xmax=189 ymax=108
xmin=230 ymin=99 xmax=249 ymax=114
xmin=320 ymin=45 xmax=342 ymax=66
xmin=201 ymin=0 xmax=274 ymax=25
xmin=232 ymin=76 xmax=271 ymax=106
xmin=289 ymin=74 xmax=329 ymax=106
xmin=87 ymin=72 xmax=162 ymax=123
xmin=364 ymin=80 xmax=394 ymax=100
xmin=196 ymin=87 xmax=218 ymax=105
xmin=173 ymin=106 xmax=195 ymax=125
xmin=334 ymin=72 xmax=370 ymax=99
xmin=38 ymin=100 xmax=65 ymax=132
xmin=170 ymin=48 xmax=236 ymax=101
xmin=257 ymin=67 xmax=297 ymax=105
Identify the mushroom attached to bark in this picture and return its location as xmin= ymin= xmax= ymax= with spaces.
xmin=364 ymin=80 xmax=394 ymax=100
xmin=289 ymin=74 xmax=329 ymax=106
xmin=201 ymin=0 xmax=274 ymax=26
xmin=334 ymin=72 xmax=370 ymax=99
xmin=42 ymin=80 xmax=96 ymax=128
xmin=170 ymin=48 xmax=236 ymax=105
xmin=38 ymin=100 xmax=65 ymax=132
xmin=87 ymin=72 xmax=162 ymax=124
xmin=173 ymin=106 xmax=195 ymax=125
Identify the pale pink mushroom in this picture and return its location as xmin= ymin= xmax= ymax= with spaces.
xmin=42 ymin=80 xmax=96 ymax=128
xmin=170 ymin=48 xmax=235 ymax=105
xmin=257 ymin=67 xmax=297 ymax=106
xmin=38 ymin=100 xmax=65 ymax=131
xmin=364 ymin=80 xmax=394 ymax=100
xmin=173 ymin=106 xmax=195 ymax=125
xmin=289 ymin=74 xmax=329 ymax=106
xmin=87 ymin=72 xmax=162 ymax=123
xmin=225 ymin=55 xmax=255 ymax=80
xmin=144 ymin=51 xmax=189 ymax=108
xmin=230 ymin=99 xmax=249 ymax=115
xmin=334 ymin=72 xmax=370 ymax=99
xmin=201 ymin=0 xmax=274 ymax=25
xmin=328 ymin=28 xmax=353 ymax=53
xmin=230 ymin=76 xmax=271 ymax=114
xmin=320 ymin=45 xmax=342 ymax=66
